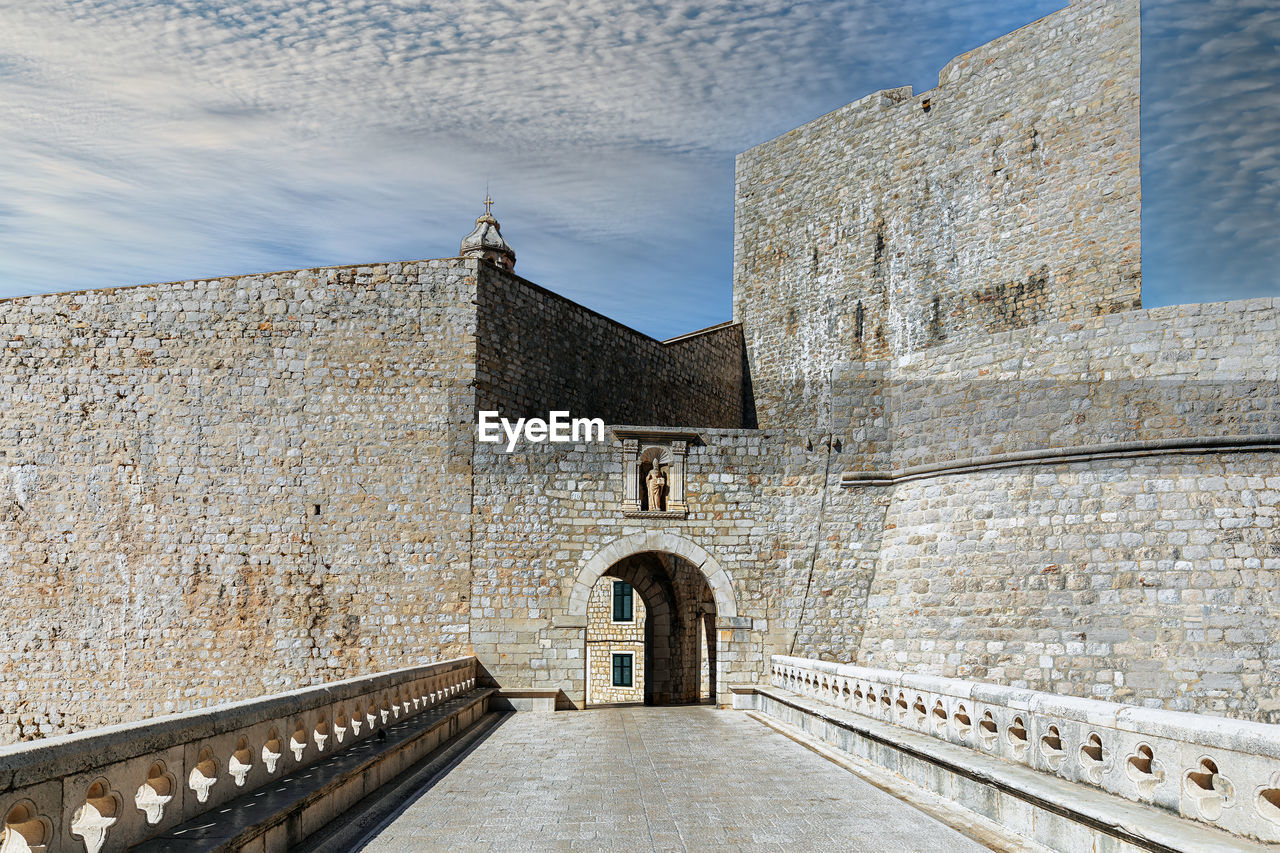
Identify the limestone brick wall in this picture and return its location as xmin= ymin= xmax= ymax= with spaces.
xmin=3 ymin=258 xmax=1274 ymax=740
xmin=469 ymin=432 xmax=760 ymax=706
xmin=860 ymin=454 xmax=1280 ymax=720
xmin=660 ymin=553 xmax=718 ymax=703
xmin=467 ymin=426 xmax=881 ymax=706
xmin=469 ymin=297 xmax=1280 ymax=718
xmin=475 ymin=264 xmax=744 ymax=428
xmin=734 ymin=0 xmax=1141 ymax=428
xmin=0 ymin=252 xmax=754 ymax=744
xmin=0 ymin=260 xmax=480 ymax=743
xmin=848 ymin=299 xmax=1280 ymax=720
xmin=585 ymin=577 xmax=645 ymax=705
xmin=879 ymin=298 xmax=1280 ymax=472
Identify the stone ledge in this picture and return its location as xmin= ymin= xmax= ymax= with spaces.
xmin=769 ymin=651 xmax=1280 ymax=842
xmin=746 ymin=708 xmax=1052 ymax=853
xmin=492 ymin=689 xmax=562 ymax=713
xmin=742 ymin=686 xmax=1275 ymax=853
xmin=133 ymin=688 xmax=495 ymax=853
xmin=0 ymin=660 xmax=480 ymax=851
xmin=841 ymin=434 xmax=1280 ymax=487
xmin=610 ymin=426 xmax=703 ymax=443
xmin=0 ymin=658 xmax=477 ymax=789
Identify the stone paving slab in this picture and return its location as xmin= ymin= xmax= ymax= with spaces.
xmin=362 ymin=706 xmax=992 ymax=852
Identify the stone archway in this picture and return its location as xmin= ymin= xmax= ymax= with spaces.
xmin=566 ymin=531 xmax=737 ymax=620
xmin=566 ymin=532 xmax=740 ymax=708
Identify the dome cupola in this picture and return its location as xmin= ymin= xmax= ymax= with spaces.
xmin=460 ymin=194 xmax=515 ymax=271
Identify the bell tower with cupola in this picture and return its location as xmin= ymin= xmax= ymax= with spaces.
xmin=459 ymin=194 xmax=516 ymax=271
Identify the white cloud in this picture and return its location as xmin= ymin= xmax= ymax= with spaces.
xmin=1141 ymin=0 xmax=1280 ymax=307
xmin=2 ymin=0 xmax=1272 ymax=334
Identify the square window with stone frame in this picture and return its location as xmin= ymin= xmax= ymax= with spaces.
xmin=611 ymin=652 xmax=634 ymax=687
xmin=612 ymin=581 xmax=634 ymax=622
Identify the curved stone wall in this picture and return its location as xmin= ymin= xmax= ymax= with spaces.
xmin=839 ymin=299 xmax=1280 ymax=720
xmin=858 ymin=453 xmax=1280 ymax=718
xmin=881 ymin=298 xmax=1280 ymax=472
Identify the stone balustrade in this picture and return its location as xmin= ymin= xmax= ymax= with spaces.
xmin=0 ymin=658 xmax=478 ymax=853
xmin=770 ymin=655 xmax=1280 ymax=845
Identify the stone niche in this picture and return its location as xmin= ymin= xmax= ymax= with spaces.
xmin=614 ymin=428 xmax=699 ymax=519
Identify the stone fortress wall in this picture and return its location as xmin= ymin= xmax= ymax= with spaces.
xmin=733 ymin=0 xmax=1141 ymax=429
xmin=716 ymin=0 xmax=1280 ymax=720
xmin=468 ymin=294 xmax=1280 ymax=720
xmin=2 ymin=0 xmax=1279 ymax=747
xmin=475 ymin=264 xmax=744 ymax=428
xmin=0 ymin=261 xmax=481 ymax=743
xmin=468 ymin=429 xmax=778 ymax=706
xmin=0 ymin=259 xmax=745 ymax=742
xmin=803 ymin=299 xmax=1280 ymax=719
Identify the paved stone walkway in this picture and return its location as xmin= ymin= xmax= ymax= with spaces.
xmin=362 ymin=706 xmax=991 ymax=852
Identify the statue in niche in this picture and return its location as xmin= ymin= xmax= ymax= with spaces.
xmin=618 ymin=433 xmax=692 ymax=518
xmin=645 ymin=463 xmax=667 ymax=512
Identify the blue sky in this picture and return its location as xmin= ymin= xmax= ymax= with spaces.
xmin=0 ymin=1 xmax=1276 ymax=340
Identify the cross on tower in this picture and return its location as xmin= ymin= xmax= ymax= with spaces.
xmin=483 ymin=194 xmax=494 ymax=215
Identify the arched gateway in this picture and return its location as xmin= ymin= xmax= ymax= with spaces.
xmin=566 ymin=531 xmax=737 ymax=619
xmin=565 ymin=532 xmax=740 ymax=708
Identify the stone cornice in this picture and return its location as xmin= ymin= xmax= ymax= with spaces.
xmin=841 ymin=434 xmax=1280 ymax=488
xmin=610 ymin=426 xmax=703 ymax=444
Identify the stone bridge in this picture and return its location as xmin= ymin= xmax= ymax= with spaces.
xmin=3 ymin=657 xmax=1279 ymax=852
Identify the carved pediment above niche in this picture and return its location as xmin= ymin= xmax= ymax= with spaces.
xmin=612 ymin=428 xmax=700 ymax=519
